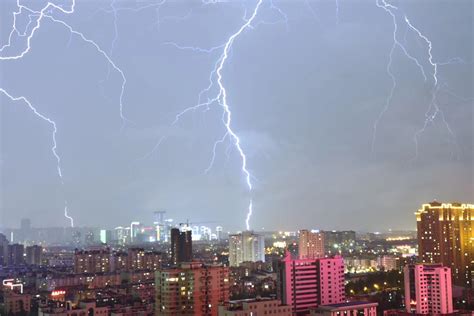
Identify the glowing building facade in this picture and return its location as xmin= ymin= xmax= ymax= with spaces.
xmin=74 ymin=249 xmax=111 ymax=274
xmin=299 ymin=229 xmax=325 ymax=259
xmin=155 ymin=262 xmax=230 ymax=316
xmin=416 ymin=202 xmax=474 ymax=287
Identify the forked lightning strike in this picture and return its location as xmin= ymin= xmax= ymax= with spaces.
xmin=168 ymin=0 xmax=265 ymax=230
xmin=1 ymin=0 xmax=127 ymax=226
xmin=0 ymin=88 xmax=74 ymax=227
xmin=373 ymin=0 xmax=459 ymax=160
xmin=2 ymin=0 xmax=468 ymax=230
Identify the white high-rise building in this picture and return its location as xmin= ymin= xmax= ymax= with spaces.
xmin=228 ymin=231 xmax=265 ymax=267
xmin=215 ymin=226 xmax=223 ymax=241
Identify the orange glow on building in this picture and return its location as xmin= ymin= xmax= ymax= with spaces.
xmin=416 ymin=201 xmax=474 ymax=287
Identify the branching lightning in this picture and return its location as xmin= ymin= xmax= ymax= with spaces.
xmin=2 ymin=0 xmax=469 ymax=230
xmin=0 ymin=88 xmax=73 ymax=227
xmin=1 ymin=0 xmax=128 ymax=226
xmin=166 ymin=0 xmax=265 ymax=230
xmin=403 ymin=16 xmax=457 ymax=160
xmin=373 ymin=0 xmax=460 ymax=160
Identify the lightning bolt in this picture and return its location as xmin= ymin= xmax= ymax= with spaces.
xmin=0 ymin=1 xmax=76 ymax=60
xmin=1 ymin=0 xmax=127 ymax=226
xmin=403 ymin=16 xmax=458 ymax=160
xmin=215 ymin=1 xmax=263 ymax=230
xmin=373 ymin=0 xmax=459 ymax=160
xmin=164 ymin=0 xmax=264 ymax=230
xmin=0 ymin=88 xmax=73 ymax=227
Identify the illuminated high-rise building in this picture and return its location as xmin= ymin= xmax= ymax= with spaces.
xmin=127 ymin=247 xmax=162 ymax=271
xmin=416 ymin=202 xmax=474 ymax=287
xmin=155 ymin=262 xmax=229 ymax=316
xmin=298 ymin=229 xmax=325 ymax=259
xmin=154 ymin=211 xmax=167 ymax=242
xmin=404 ymin=263 xmax=453 ymax=315
xmin=113 ymin=226 xmax=130 ymax=245
xmin=228 ymin=231 xmax=265 ymax=267
xmin=74 ymin=248 xmax=111 ymax=273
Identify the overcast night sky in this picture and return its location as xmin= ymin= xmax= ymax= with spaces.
xmin=0 ymin=0 xmax=472 ymax=232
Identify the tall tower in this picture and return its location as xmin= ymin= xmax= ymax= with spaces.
xmin=170 ymin=227 xmax=192 ymax=264
xmin=215 ymin=226 xmax=223 ymax=241
xmin=154 ymin=210 xmax=166 ymax=224
xmin=416 ymin=202 xmax=474 ymax=287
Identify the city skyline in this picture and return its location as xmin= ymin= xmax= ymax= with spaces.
xmin=0 ymin=200 xmax=471 ymax=315
xmin=1 ymin=0 xmax=472 ymax=232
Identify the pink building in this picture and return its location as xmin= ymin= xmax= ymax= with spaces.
xmin=278 ymin=252 xmax=345 ymax=314
xmin=404 ymin=263 xmax=453 ymax=315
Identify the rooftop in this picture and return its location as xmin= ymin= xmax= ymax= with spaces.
xmin=316 ymin=301 xmax=378 ymax=311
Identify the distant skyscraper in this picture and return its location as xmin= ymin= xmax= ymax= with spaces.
xmin=404 ymin=264 xmax=453 ymax=315
xmin=72 ymin=230 xmax=81 ymax=246
xmin=228 ymin=231 xmax=265 ymax=267
xmin=154 ymin=210 xmax=166 ymax=224
xmin=170 ymin=227 xmax=192 ymax=264
xmin=85 ymin=230 xmax=95 ymax=245
xmin=7 ymin=244 xmax=25 ymax=266
xmin=25 ymin=245 xmax=42 ymax=265
xmin=416 ymin=202 xmax=474 ymax=287
xmin=155 ymin=262 xmax=229 ymax=316
xmin=20 ymin=218 xmax=31 ymax=241
xmin=130 ymin=221 xmax=141 ymax=243
xmin=298 ymin=229 xmax=325 ymax=259
xmin=277 ymin=252 xmax=345 ymax=314
xmin=98 ymin=229 xmax=111 ymax=244
xmin=154 ymin=211 xmax=167 ymax=242
xmin=0 ymin=233 xmax=9 ymax=266
xmin=113 ymin=226 xmax=130 ymax=245
xmin=215 ymin=226 xmax=223 ymax=241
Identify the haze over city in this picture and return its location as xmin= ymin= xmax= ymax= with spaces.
xmin=1 ymin=0 xmax=472 ymax=232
